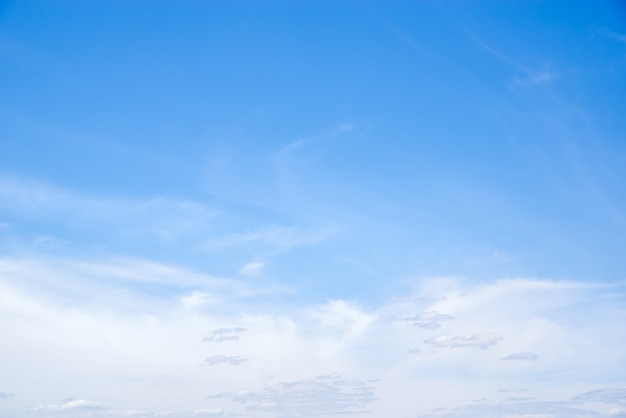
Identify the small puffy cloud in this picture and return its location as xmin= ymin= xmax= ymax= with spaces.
xmin=203 ymin=327 xmax=247 ymax=342
xmin=424 ymin=333 xmax=502 ymax=349
xmin=0 ymin=391 xmax=14 ymax=399
xmin=501 ymin=352 xmax=539 ymax=361
xmin=204 ymin=355 xmax=248 ymax=366
xmin=207 ymin=374 xmax=376 ymax=416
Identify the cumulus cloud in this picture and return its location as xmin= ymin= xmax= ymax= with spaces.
xmin=424 ymin=333 xmax=502 ymax=349
xmin=501 ymin=352 xmax=539 ymax=361
xmin=398 ymin=310 xmax=454 ymax=329
xmin=208 ymin=374 xmax=377 ymax=416
xmin=203 ymin=355 xmax=248 ymax=366
xmin=203 ymin=327 xmax=247 ymax=342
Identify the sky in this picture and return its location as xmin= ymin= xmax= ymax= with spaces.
xmin=1 ymin=0 xmax=626 ymax=417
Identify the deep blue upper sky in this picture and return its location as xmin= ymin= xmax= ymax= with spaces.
xmin=1 ymin=0 xmax=626 ymax=300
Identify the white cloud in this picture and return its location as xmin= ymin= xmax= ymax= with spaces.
xmin=1 ymin=257 xmax=626 ymax=417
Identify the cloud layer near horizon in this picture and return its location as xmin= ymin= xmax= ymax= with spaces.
xmin=1 ymin=255 xmax=625 ymax=417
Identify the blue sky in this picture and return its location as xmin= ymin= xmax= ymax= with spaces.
xmin=1 ymin=1 xmax=626 ymax=417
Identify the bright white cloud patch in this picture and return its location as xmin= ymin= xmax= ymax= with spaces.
xmin=0 ymin=256 xmax=625 ymax=417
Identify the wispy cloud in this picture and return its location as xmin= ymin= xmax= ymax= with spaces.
xmin=0 ymin=173 xmax=217 ymax=243
xmin=512 ymin=69 xmax=558 ymax=86
xmin=277 ymin=122 xmax=356 ymax=155
xmin=592 ymin=27 xmax=626 ymax=45
xmin=463 ymin=28 xmax=559 ymax=87
xmin=203 ymin=225 xmax=332 ymax=252
xmin=239 ymin=261 xmax=265 ymax=276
